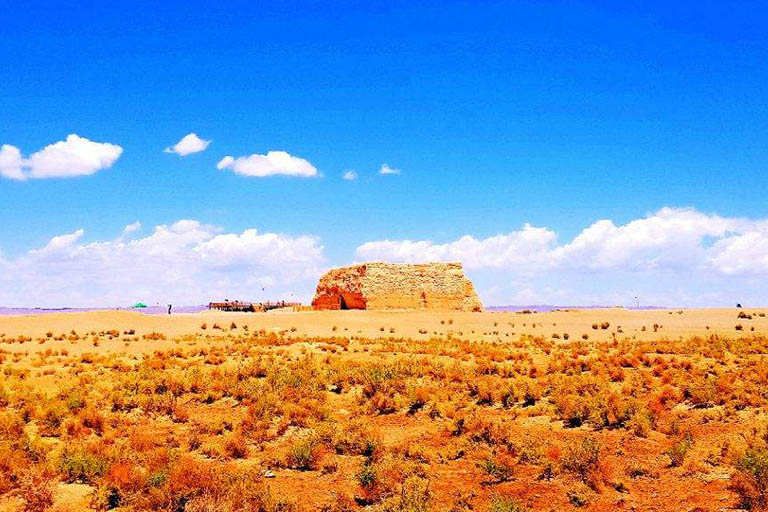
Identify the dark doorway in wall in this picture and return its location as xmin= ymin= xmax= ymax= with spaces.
xmin=339 ymin=295 xmax=349 ymax=310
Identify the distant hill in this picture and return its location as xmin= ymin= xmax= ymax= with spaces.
xmin=487 ymin=305 xmax=665 ymax=312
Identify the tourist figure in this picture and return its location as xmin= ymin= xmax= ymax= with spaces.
xmin=168 ymin=304 xmax=172 ymax=315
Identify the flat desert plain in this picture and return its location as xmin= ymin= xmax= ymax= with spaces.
xmin=1 ymin=308 xmax=768 ymax=511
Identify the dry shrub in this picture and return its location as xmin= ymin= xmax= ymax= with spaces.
xmin=561 ymin=437 xmax=606 ymax=491
xmin=367 ymin=390 xmax=397 ymax=415
xmin=356 ymin=457 xmax=422 ymax=506
xmin=592 ymin=391 xmax=638 ymax=429
xmin=553 ymin=392 xmax=592 ymax=427
xmin=160 ymin=455 xmax=219 ymax=508
xmin=468 ymin=377 xmax=499 ymax=405
xmin=731 ymin=449 xmax=768 ymax=510
xmin=59 ymin=445 xmax=109 ymax=484
xmin=320 ymin=492 xmax=357 ymax=512
xmin=377 ymin=475 xmax=431 ymax=512
xmin=105 ymin=460 xmax=145 ymax=491
xmin=37 ymin=401 xmax=68 ymax=436
xmin=130 ymin=429 xmax=161 ymax=452
xmin=168 ymin=461 xmax=297 ymax=512
xmin=406 ymin=385 xmax=430 ymax=414
xmin=649 ymin=385 xmax=683 ymax=416
xmin=488 ymin=495 xmax=524 ymax=512
xmin=454 ymin=413 xmax=509 ymax=446
xmin=0 ymin=411 xmax=33 ymax=493
xmin=552 ymin=375 xmax=627 ymax=428
xmin=477 ymin=452 xmax=515 ymax=483
xmin=17 ymin=469 xmax=55 ymax=512
xmin=332 ymin=421 xmax=381 ymax=459
xmin=356 ymin=461 xmax=382 ymax=504
xmin=607 ymin=366 xmax=625 ymax=382
xmin=285 ymin=436 xmax=325 ymax=470
xmin=79 ymin=405 xmax=105 ymax=435
xmin=172 ymin=404 xmax=190 ymax=423
xmin=0 ymin=409 xmax=25 ymax=441
xmin=627 ymin=409 xmax=654 ymax=438
xmin=223 ymin=430 xmax=248 ymax=459
xmin=665 ymin=436 xmax=691 ymax=467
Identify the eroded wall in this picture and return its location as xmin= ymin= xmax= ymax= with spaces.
xmin=311 ymin=262 xmax=483 ymax=311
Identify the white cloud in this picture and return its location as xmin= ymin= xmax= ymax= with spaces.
xmin=357 ymin=225 xmax=556 ymax=272
xmin=379 ymin=163 xmax=401 ymax=175
xmin=35 ymin=229 xmax=85 ymax=255
xmin=708 ymin=229 xmax=768 ymax=276
xmin=550 ymin=207 xmax=745 ymax=271
xmin=196 ymin=230 xmax=323 ymax=280
xmin=0 ymin=145 xmax=24 ymax=180
xmin=0 ymin=135 xmax=123 ymax=180
xmin=7 ymin=208 xmax=768 ymax=308
xmin=217 ymin=151 xmax=318 ymax=177
xmin=355 ymin=207 xmax=768 ymax=306
xmin=342 ymin=170 xmax=358 ymax=181
xmin=355 ymin=207 xmax=761 ymax=274
xmin=123 ymin=221 xmax=142 ymax=234
xmin=164 ymin=133 xmax=211 ymax=156
xmin=0 ymin=221 xmax=325 ymax=307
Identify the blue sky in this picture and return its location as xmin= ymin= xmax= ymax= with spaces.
xmin=1 ymin=1 xmax=767 ymax=307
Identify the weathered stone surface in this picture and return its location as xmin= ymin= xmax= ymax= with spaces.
xmin=311 ymin=262 xmax=483 ymax=311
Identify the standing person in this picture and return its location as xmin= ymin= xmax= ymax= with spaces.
xmin=168 ymin=304 xmax=172 ymax=315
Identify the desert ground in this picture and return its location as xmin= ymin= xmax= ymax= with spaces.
xmin=2 ymin=307 xmax=768 ymax=511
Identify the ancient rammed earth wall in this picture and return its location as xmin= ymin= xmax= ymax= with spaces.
xmin=311 ymin=262 xmax=483 ymax=311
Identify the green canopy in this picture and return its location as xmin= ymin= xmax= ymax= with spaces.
xmin=132 ymin=302 xmax=147 ymax=308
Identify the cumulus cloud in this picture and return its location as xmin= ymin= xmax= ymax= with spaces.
xmin=708 ymin=229 xmax=768 ymax=276
xmin=35 ymin=229 xmax=85 ymax=255
xmin=0 ymin=145 xmax=24 ymax=180
xmin=342 ymin=170 xmax=358 ymax=181
xmin=355 ymin=207 xmax=768 ymax=306
xmin=217 ymin=151 xmax=318 ymax=177
xmin=7 ymin=207 xmax=768 ymax=308
xmin=122 ymin=222 xmax=142 ymax=234
xmin=357 ymin=225 xmax=556 ymax=272
xmin=0 ymin=221 xmax=325 ymax=307
xmin=550 ymin=208 xmax=746 ymax=271
xmin=0 ymin=134 xmax=122 ymax=180
xmin=356 ymin=207 xmax=763 ymax=274
xmin=164 ymin=133 xmax=211 ymax=156
xmin=379 ymin=163 xmax=401 ymax=175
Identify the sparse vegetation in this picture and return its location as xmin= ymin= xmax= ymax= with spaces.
xmin=665 ymin=437 xmax=691 ymax=467
xmin=0 ymin=310 xmax=766 ymax=510
xmin=488 ymin=495 xmax=524 ymax=512
xmin=477 ymin=453 xmax=514 ymax=483
xmin=732 ymin=448 xmax=768 ymax=510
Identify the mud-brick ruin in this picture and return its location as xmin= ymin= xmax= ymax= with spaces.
xmin=311 ymin=262 xmax=483 ymax=311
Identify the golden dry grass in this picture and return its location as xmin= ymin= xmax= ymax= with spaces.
xmin=1 ymin=307 xmax=767 ymax=511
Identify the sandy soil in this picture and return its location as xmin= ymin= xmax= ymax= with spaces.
xmin=0 ymin=307 xmax=764 ymax=356
xmin=1 ymin=307 xmax=767 ymax=511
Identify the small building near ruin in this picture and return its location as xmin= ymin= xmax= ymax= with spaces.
xmin=311 ymin=262 xmax=483 ymax=311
